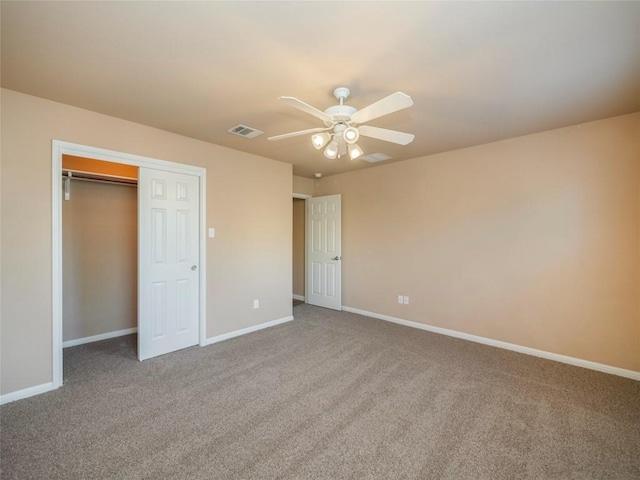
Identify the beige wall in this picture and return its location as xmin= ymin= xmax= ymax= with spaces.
xmin=292 ymin=198 xmax=305 ymax=297
xmin=0 ymin=88 xmax=292 ymax=395
xmin=316 ymin=113 xmax=640 ymax=371
xmin=293 ymin=175 xmax=314 ymax=196
xmin=63 ymin=180 xmax=137 ymax=341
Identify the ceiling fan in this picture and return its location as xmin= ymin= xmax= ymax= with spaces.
xmin=268 ymin=87 xmax=414 ymax=160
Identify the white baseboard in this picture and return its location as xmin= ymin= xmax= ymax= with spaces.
xmin=342 ymin=306 xmax=640 ymax=381
xmin=0 ymin=382 xmax=56 ymax=405
xmin=63 ymin=327 xmax=138 ymax=348
xmin=204 ymin=315 xmax=294 ymax=346
xmin=292 ymin=294 xmax=305 ymax=302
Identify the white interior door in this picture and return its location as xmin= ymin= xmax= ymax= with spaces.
xmin=138 ymin=168 xmax=200 ymax=360
xmin=306 ymin=194 xmax=342 ymax=310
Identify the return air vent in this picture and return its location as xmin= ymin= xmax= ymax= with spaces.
xmin=227 ymin=124 xmax=264 ymax=139
xmin=361 ymin=153 xmax=392 ymax=163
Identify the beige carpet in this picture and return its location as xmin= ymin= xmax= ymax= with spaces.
xmin=2 ymin=304 xmax=639 ymax=479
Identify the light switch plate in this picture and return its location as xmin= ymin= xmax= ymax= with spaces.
xmin=208 ymin=227 xmax=215 ymax=238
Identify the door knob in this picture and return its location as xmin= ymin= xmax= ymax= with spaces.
xmin=191 ymin=265 xmax=197 ymax=271
xmin=331 ymin=256 xmax=341 ymax=261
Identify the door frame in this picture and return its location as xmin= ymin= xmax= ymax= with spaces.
xmin=51 ymin=140 xmax=207 ymax=389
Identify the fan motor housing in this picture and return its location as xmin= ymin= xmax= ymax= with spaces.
xmin=324 ymin=105 xmax=357 ymax=125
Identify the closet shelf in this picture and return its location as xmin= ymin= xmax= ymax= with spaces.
xmin=62 ymin=169 xmax=137 ymax=186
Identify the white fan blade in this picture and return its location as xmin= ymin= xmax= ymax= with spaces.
xmin=267 ymin=127 xmax=330 ymax=141
xmin=358 ymin=125 xmax=415 ymax=145
xmin=350 ymin=92 xmax=413 ymax=124
xmin=279 ymin=96 xmax=333 ymax=124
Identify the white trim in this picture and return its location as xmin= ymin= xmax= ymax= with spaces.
xmin=292 ymin=294 xmax=305 ymax=302
xmin=199 ymin=172 xmax=207 ymax=347
xmin=52 ymin=142 xmax=63 ymax=389
xmin=54 ymin=141 xmax=205 ymax=174
xmin=342 ymin=306 xmax=640 ymax=381
xmin=293 ymin=193 xmax=312 ymax=199
xmin=203 ymin=316 xmax=294 ymax=346
xmin=62 ymin=328 xmax=138 ymax=348
xmin=0 ymin=382 xmax=55 ymax=405
xmin=52 ymin=140 xmax=207 ymax=390
xmin=304 ymin=198 xmax=309 ymax=304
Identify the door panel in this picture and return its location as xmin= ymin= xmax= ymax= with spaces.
xmin=306 ymin=194 xmax=342 ymax=310
xmin=139 ymin=168 xmax=200 ymax=360
xmin=152 ymin=210 xmax=167 ymax=262
xmin=151 ymin=281 xmax=167 ymax=339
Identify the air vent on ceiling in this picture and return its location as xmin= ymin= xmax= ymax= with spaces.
xmin=361 ymin=153 xmax=392 ymax=163
xmin=227 ymin=124 xmax=264 ymax=139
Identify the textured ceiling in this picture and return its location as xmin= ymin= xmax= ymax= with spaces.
xmin=2 ymin=1 xmax=639 ymax=178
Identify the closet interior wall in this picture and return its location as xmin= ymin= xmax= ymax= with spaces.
xmin=62 ymin=159 xmax=138 ymax=344
xmin=292 ymin=198 xmax=305 ymax=298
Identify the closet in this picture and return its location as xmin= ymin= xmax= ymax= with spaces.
xmin=62 ymin=155 xmax=138 ymax=347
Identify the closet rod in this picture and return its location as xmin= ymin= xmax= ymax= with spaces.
xmin=62 ymin=169 xmax=137 ymax=187
xmin=65 ymin=176 xmax=137 ymax=188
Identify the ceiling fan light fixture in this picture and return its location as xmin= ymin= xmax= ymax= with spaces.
xmin=270 ymin=87 xmax=414 ymax=162
xmin=348 ymin=143 xmax=363 ymax=160
xmin=343 ymin=126 xmax=360 ymax=144
xmin=324 ymin=140 xmax=339 ymax=159
xmin=311 ymin=132 xmax=331 ymax=149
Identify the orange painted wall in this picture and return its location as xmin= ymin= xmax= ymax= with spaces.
xmin=62 ymin=154 xmax=138 ymax=179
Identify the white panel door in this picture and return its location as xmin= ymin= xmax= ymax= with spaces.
xmin=139 ymin=168 xmax=200 ymax=360
xmin=306 ymin=194 xmax=342 ymax=310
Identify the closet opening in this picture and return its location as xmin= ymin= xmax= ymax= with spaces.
xmin=62 ymin=155 xmax=139 ymax=361
xmin=52 ymin=140 xmax=207 ymax=389
xmin=292 ymin=193 xmax=310 ymax=306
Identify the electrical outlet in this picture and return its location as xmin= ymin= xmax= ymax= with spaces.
xmin=403 ymin=296 xmax=409 ymax=305
xmin=398 ymin=295 xmax=403 ymax=304
xmin=253 ymin=299 xmax=259 ymax=309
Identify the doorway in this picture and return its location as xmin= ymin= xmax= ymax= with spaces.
xmin=292 ymin=193 xmax=311 ymax=306
xmin=292 ymin=197 xmax=306 ymax=306
xmin=62 ymin=157 xmax=138 ymax=350
xmin=52 ymin=141 xmax=207 ymax=389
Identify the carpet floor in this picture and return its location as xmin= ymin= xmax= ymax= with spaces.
xmin=2 ymin=304 xmax=639 ymax=479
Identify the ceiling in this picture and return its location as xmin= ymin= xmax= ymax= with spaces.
xmin=2 ymin=1 xmax=639 ymax=178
